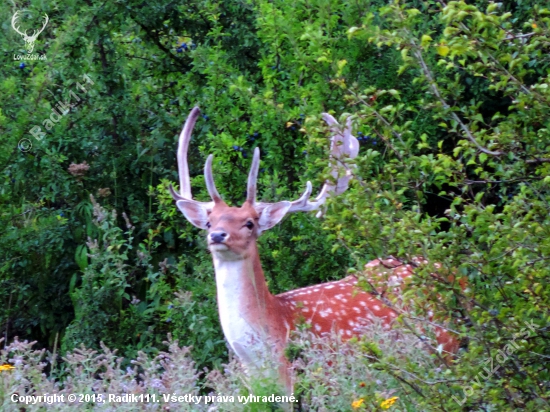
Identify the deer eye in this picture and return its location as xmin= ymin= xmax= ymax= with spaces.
xmin=245 ymin=221 xmax=254 ymax=230
xmin=206 ymin=222 xmax=211 ymax=229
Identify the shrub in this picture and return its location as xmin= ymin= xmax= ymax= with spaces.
xmin=1 ymin=0 xmax=549 ymax=410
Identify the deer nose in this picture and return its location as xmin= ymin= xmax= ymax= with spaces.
xmin=210 ymin=231 xmax=228 ymax=244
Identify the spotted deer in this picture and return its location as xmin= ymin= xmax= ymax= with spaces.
xmin=171 ymin=107 xmax=459 ymax=392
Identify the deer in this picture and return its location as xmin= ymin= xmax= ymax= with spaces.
xmin=11 ymin=11 xmax=49 ymax=54
xmin=170 ymin=106 xmax=460 ymax=394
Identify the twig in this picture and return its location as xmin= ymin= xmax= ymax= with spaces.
xmin=505 ymin=32 xmax=536 ymax=40
xmin=464 ymin=177 xmax=542 ymax=184
xmin=3 ymin=292 xmax=12 ymax=349
xmin=51 ymin=331 xmax=59 ymax=371
xmin=526 ymin=158 xmax=550 ymax=164
xmin=350 ymin=90 xmax=406 ymax=146
xmin=408 ymin=42 xmax=502 ymax=156
xmin=124 ymin=54 xmax=159 ymax=63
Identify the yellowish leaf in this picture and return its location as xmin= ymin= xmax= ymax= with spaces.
xmin=437 ymin=45 xmax=450 ymax=57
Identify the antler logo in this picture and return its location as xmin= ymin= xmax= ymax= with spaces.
xmin=11 ymin=11 xmax=49 ymax=54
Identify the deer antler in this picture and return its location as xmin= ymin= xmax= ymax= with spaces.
xmin=11 ymin=11 xmax=26 ymax=37
xmin=251 ymin=113 xmax=359 ymax=217
xmin=11 ymin=12 xmax=48 ymax=40
xmin=169 ymin=106 xmax=221 ymax=210
xmin=171 ymin=108 xmax=358 ymax=216
xmin=31 ymin=14 xmax=49 ymax=40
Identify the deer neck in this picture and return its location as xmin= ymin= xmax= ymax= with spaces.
xmin=212 ymin=244 xmax=285 ymax=362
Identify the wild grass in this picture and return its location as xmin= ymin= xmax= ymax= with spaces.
xmin=0 ymin=318 xmax=448 ymax=411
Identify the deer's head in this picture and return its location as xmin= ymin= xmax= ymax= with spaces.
xmin=11 ymin=11 xmax=49 ymax=54
xmin=171 ymin=107 xmax=358 ymax=261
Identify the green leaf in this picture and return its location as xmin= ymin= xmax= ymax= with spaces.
xmin=421 ymin=35 xmax=433 ymax=48
xmin=75 ymin=245 xmax=88 ymax=271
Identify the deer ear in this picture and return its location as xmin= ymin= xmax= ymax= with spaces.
xmin=257 ymin=201 xmax=291 ymax=233
xmin=176 ymin=200 xmax=210 ymax=229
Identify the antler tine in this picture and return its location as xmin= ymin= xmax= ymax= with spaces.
xmin=321 ymin=113 xmax=338 ymax=127
xmin=177 ymin=106 xmax=201 ymax=199
xmin=344 ymin=116 xmax=359 ymax=158
xmin=171 ymin=106 xmax=219 ymax=209
xmin=287 ymin=181 xmax=313 ymax=210
xmin=11 ymin=11 xmax=25 ymax=36
xmin=329 ymin=115 xmax=357 ymax=195
xmin=41 ymin=14 xmax=49 ymax=32
xmin=168 ymin=183 xmax=184 ymax=201
xmin=282 ymin=113 xmax=358 ymax=215
xmin=246 ymin=147 xmax=260 ymax=204
xmin=205 ymin=154 xmax=223 ymax=202
xmin=33 ymin=14 xmax=49 ymax=38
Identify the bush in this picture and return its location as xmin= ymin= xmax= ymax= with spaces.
xmin=0 ymin=325 xmax=439 ymax=411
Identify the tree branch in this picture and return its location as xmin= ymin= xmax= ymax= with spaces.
xmin=526 ymin=158 xmax=550 ymax=164
xmin=408 ymin=42 xmax=503 ymax=156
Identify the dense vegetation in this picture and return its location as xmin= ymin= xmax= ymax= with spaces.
xmin=1 ymin=0 xmax=549 ymax=410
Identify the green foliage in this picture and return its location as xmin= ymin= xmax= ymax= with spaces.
xmin=0 ymin=0 xmax=352 ymax=370
xmin=1 ymin=0 xmax=549 ymax=410
xmin=337 ymin=1 xmax=550 ymax=409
